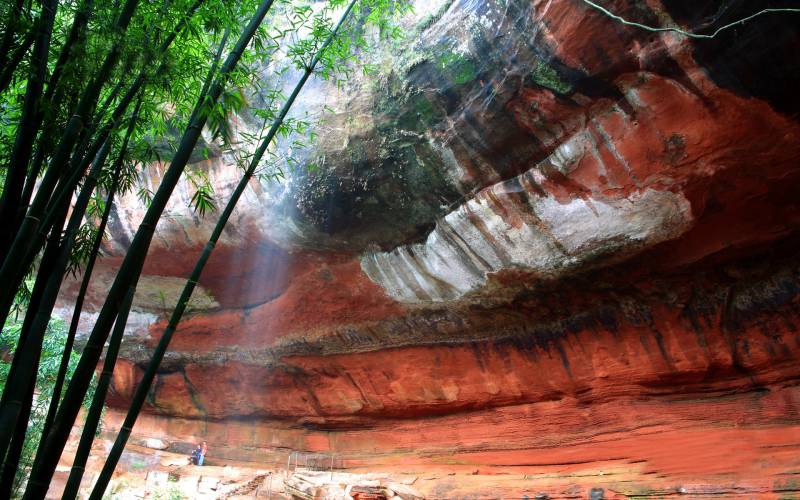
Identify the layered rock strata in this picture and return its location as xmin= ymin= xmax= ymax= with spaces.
xmin=56 ymin=0 xmax=800 ymax=496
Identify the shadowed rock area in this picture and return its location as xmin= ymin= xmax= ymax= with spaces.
xmin=56 ymin=0 xmax=800 ymax=497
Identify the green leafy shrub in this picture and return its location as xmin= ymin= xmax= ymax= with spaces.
xmin=0 ymin=317 xmax=98 ymax=496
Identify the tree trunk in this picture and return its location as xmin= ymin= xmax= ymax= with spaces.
xmin=89 ymin=0 xmax=358 ymax=493
xmin=0 ymin=133 xmax=113 ymax=459
xmin=0 ymin=0 xmax=26 ymax=69
xmin=0 ymin=0 xmax=206 ymax=421
xmin=0 ymin=376 xmax=36 ymax=498
xmin=42 ymin=0 xmax=95 ymax=104
xmin=61 ymin=284 xmax=137 ymax=500
xmin=24 ymin=1 xmax=274 ymax=493
xmin=0 ymin=0 xmax=204 ymax=329
xmin=39 ymin=98 xmax=140 ymax=444
xmin=0 ymin=0 xmax=58 ymax=264
xmin=0 ymin=0 xmax=142 ymax=313
xmin=0 ymin=199 xmax=68 ymax=462
xmin=0 ymin=27 xmax=35 ymax=95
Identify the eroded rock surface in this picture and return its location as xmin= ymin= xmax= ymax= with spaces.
xmin=59 ymin=0 xmax=800 ymax=497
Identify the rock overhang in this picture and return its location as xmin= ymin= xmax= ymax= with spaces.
xmin=55 ymin=0 xmax=800 ymax=495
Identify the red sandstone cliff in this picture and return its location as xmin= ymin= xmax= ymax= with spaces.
xmin=57 ymin=0 xmax=800 ymax=497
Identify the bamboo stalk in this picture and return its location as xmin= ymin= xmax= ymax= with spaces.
xmin=0 ymin=377 xmax=35 ymax=498
xmin=0 ymin=28 xmax=35 ymax=95
xmin=0 ymin=198 xmax=69 ymax=463
xmin=61 ymin=284 xmax=137 ymax=500
xmin=0 ymin=0 xmax=26 ymax=69
xmin=0 ymin=0 xmax=205 ymax=331
xmin=89 ymin=1 xmax=359 ymax=495
xmin=42 ymin=0 xmax=96 ymax=104
xmin=39 ymin=97 xmax=141 ymax=443
xmin=0 ymin=0 xmax=59 ymax=264
xmin=15 ymin=77 xmax=123 ymax=229
xmin=0 ymin=0 xmax=142 ymax=329
xmin=0 ymin=135 xmax=114 ymax=459
xmin=23 ymin=2 xmax=271 ymax=493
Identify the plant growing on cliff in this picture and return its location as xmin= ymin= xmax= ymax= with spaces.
xmin=0 ymin=318 xmax=97 ymax=497
xmin=0 ymin=0 xmax=410 ymax=497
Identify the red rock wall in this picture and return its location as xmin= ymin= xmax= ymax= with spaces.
xmin=103 ymin=243 xmax=800 ymax=496
xmin=88 ymin=0 xmax=800 ymax=496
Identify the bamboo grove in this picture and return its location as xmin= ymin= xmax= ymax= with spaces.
xmin=0 ymin=0 xmax=410 ymax=497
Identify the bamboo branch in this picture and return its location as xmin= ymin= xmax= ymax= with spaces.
xmin=22 ymin=1 xmax=275 ymax=494
xmin=88 ymin=0 xmax=359 ymax=495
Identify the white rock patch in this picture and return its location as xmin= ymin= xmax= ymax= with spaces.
xmin=361 ymin=172 xmax=693 ymax=303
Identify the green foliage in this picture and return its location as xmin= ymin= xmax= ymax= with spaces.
xmin=66 ymin=224 xmax=101 ymax=278
xmin=1 ymin=0 xmax=413 ymax=214
xmin=137 ymin=186 xmax=154 ymax=208
xmin=186 ymin=168 xmax=217 ymax=216
xmin=436 ymin=50 xmax=477 ymax=86
xmin=151 ymin=485 xmax=187 ymax=500
xmin=9 ymin=273 xmax=34 ymax=322
xmin=527 ymin=60 xmax=572 ymax=95
xmin=0 ymin=0 xmax=413 ymax=493
xmin=0 ymin=317 xmax=97 ymax=496
xmin=415 ymin=0 xmax=454 ymax=32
